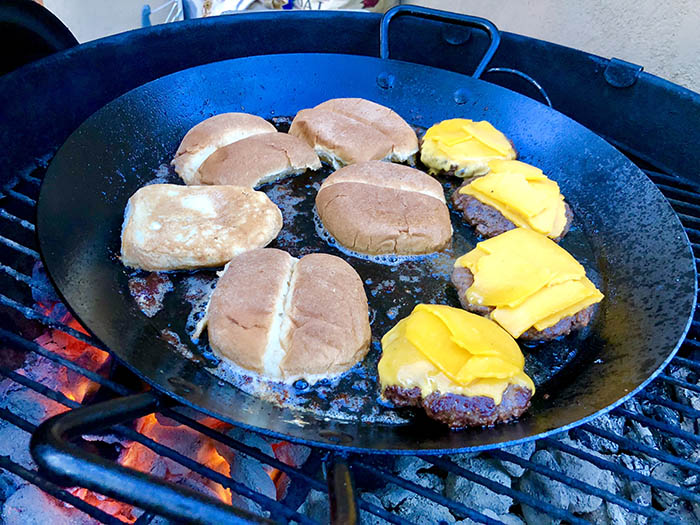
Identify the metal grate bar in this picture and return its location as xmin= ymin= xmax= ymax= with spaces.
xmin=18 ymin=171 xmax=42 ymax=185
xmin=0 ymin=406 xmax=37 ymax=434
xmin=0 ymin=366 xmax=81 ymax=410
xmin=541 ymin=437 xmax=700 ymax=503
xmin=614 ymin=408 xmax=700 ymax=444
xmin=355 ymin=497 xmax=413 ymax=525
xmin=0 ymin=456 xmax=129 ymax=525
xmin=666 ymin=197 xmax=700 ymax=215
xmin=674 ymin=353 xmax=700 ymax=367
xmin=658 ymin=373 xmax=700 ymax=394
xmin=4 ymin=189 xmax=36 ymax=206
xmin=0 ymin=234 xmax=39 ymax=258
xmin=0 ymin=208 xmax=35 ymax=231
xmin=677 ymin=212 xmax=700 ymax=228
xmin=489 ymin=450 xmax=672 ymax=523
xmin=133 ymin=513 xmax=156 ymax=525
xmin=162 ymin=407 xmax=324 ymax=490
xmin=639 ymin=389 xmax=700 ymax=419
xmin=654 ymin=182 xmax=700 ymax=202
xmin=0 ymin=365 xmax=308 ymax=523
xmin=351 ymin=461 xmax=502 ymax=525
xmin=111 ymin=424 xmax=315 ymax=525
xmin=0 ymin=328 xmax=128 ymax=396
xmin=423 ymin=456 xmax=585 ymax=524
xmin=0 ymin=293 xmax=108 ymax=350
xmin=0 ymin=262 xmax=33 ymax=285
xmin=644 ymin=169 xmax=700 ymax=190
xmin=579 ymin=421 xmax=700 ymax=474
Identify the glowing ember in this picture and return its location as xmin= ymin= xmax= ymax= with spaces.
xmin=33 ymin=304 xmax=111 ymax=404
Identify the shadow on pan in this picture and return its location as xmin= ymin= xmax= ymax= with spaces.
xmin=36 ymin=53 xmax=697 ymax=453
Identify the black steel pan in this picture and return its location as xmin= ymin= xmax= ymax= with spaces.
xmin=36 ymin=50 xmax=696 ymax=453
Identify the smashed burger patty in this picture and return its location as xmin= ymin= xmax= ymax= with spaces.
xmin=378 ymin=304 xmax=534 ymax=428
xmin=421 ymin=119 xmax=516 ymax=178
xmin=120 ymin=184 xmax=282 ymax=271
xmin=452 ymin=228 xmax=603 ymax=340
xmin=204 ymin=248 xmax=371 ymax=383
xmin=315 ymin=161 xmax=452 ymax=255
xmin=289 ymin=98 xmax=419 ymax=168
xmin=451 ymin=160 xmax=573 ymax=241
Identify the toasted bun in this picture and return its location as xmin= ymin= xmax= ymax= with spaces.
xmin=288 ymin=98 xmax=418 ymax=169
xmin=171 ymin=113 xmax=276 ymax=184
xmin=316 ymin=161 xmax=452 ymax=255
xmin=206 ymin=249 xmax=371 ymax=383
xmin=120 ymin=184 xmax=282 ymax=270
xmin=197 ymin=132 xmax=321 ymax=188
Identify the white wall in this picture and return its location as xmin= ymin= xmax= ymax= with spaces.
xmin=414 ymin=0 xmax=700 ymax=92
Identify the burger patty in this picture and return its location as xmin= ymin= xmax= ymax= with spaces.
xmin=451 ymin=181 xmax=573 ymax=241
xmin=383 ymin=384 xmax=532 ymax=428
xmin=451 ymin=266 xmax=595 ymax=341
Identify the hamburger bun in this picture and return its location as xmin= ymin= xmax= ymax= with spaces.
xmin=289 ymin=98 xmax=418 ymax=169
xmin=197 ymin=132 xmax=321 ymax=188
xmin=171 ymin=113 xmax=276 ymax=185
xmin=315 ymin=161 xmax=452 ymax=255
xmin=120 ymin=184 xmax=282 ymax=271
xmin=206 ymin=248 xmax=371 ymax=383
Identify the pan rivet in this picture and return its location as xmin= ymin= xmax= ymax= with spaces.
xmin=454 ymin=88 xmax=470 ymax=105
xmin=376 ymin=72 xmax=395 ymax=90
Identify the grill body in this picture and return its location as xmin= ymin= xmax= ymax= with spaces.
xmin=0 ymin=10 xmax=698 ymax=525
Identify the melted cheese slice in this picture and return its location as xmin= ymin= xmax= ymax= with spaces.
xmin=421 ymin=119 xmax=516 ymax=177
xmin=378 ymin=304 xmax=534 ymax=403
xmin=454 ymin=228 xmax=604 ymax=338
xmin=461 ymin=160 xmax=568 ymax=238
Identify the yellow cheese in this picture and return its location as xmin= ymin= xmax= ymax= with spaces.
xmin=420 ymin=119 xmax=516 ymax=177
xmin=378 ymin=304 xmax=534 ymax=403
xmin=460 ymin=160 xmax=568 ymax=238
xmin=491 ymin=280 xmax=600 ymax=338
xmin=453 ymin=228 xmax=604 ymax=337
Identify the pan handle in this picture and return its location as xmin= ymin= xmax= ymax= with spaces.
xmin=30 ymin=392 xmax=269 ymax=525
xmin=327 ymin=456 xmax=358 ymax=525
xmin=380 ymin=5 xmax=501 ymax=79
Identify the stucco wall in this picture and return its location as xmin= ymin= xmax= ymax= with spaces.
xmin=415 ymin=0 xmax=700 ymax=92
xmin=43 ymin=0 xmax=700 ymax=92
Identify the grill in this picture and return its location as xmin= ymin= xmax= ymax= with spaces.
xmin=1 ymin=8 xmax=699 ymax=525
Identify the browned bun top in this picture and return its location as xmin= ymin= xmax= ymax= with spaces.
xmin=315 ymin=161 xmax=452 ymax=255
xmin=171 ymin=113 xmax=276 ymax=184
xmin=206 ymin=248 xmax=370 ymax=382
xmin=207 ymin=248 xmax=295 ymax=375
xmin=280 ymin=253 xmax=371 ymax=379
xmin=288 ymin=98 xmax=418 ymax=168
xmin=197 ymin=132 xmax=321 ymax=187
xmin=315 ymin=98 xmax=418 ymax=159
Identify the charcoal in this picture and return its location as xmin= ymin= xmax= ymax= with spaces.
xmin=395 ymin=494 xmax=455 ymax=524
xmin=0 ymin=471 xmax=24 ymax=503
xmin=2 ymin=484 xmax=96 ymax=525
xmin=297 ymin=489 xmax=329 ymax=523
xmin=445 ymin=456 xmax=512 ymax=516
xmin=550 ymin=438 xmax=615 ymax=513
xmin=358 ymin=493 xmax=391 ymax=525
xmin=457 ymin=509 xmax=525 ymax=525
xmin=650 ymin=462 xmax=684 ymax=509
xmin=377 ymin=456 xmax=444 ymax=509
xmin=583 ymin=502 xmax=648 ymax=525
xmin=498 ymin=441 xmax=536 ymax=477
xmin=518 ymin=450 xmax=572 ymax=525
xmin=569 ymin=412 xmax=625 ymax=453
xmin=617 ymin=454 xmax=651 ymax=509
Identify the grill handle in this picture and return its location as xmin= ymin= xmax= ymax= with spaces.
xmin=327 ymin=456 xmax=357 ymax=524
xmin=380 ymin=5 xmax=501 ymax=78
xmin=30 ymin=392 xmax=268 ymax=525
